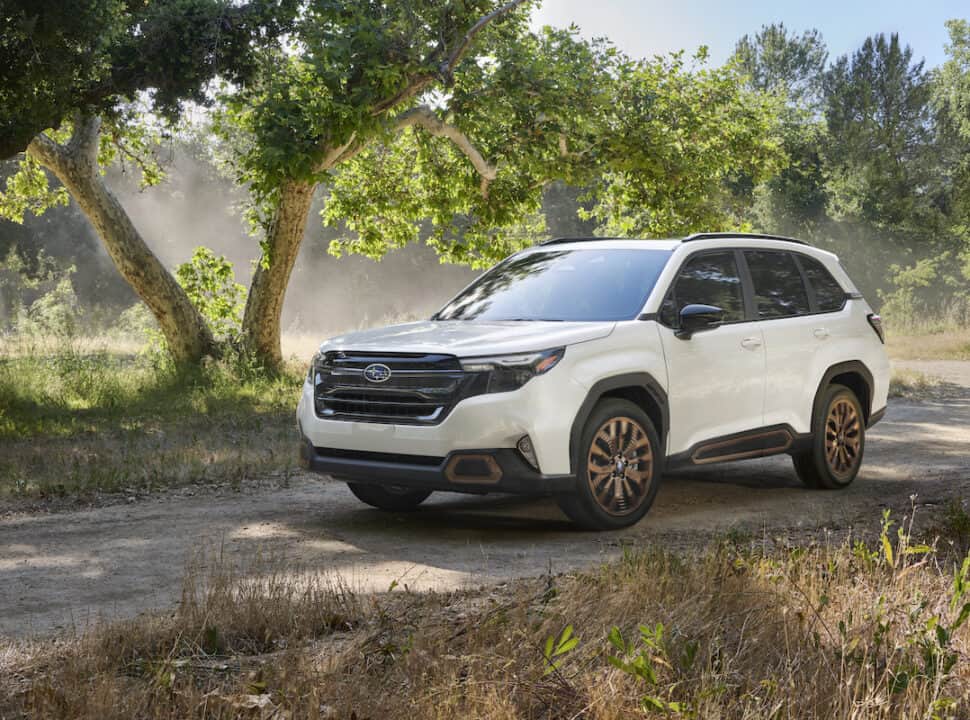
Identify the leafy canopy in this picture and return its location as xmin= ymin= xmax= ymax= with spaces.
xmin=0 ymin=0 xmax=297 ymax=159
xmin=218 ymin=1 xmax=784 ymax=268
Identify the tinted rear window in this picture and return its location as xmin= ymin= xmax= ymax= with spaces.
xmin=744 ymin=251 xmax=811 ymax=318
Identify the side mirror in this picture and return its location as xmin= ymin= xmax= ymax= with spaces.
xmin=676 ymin=304 xmax=724 ymax=339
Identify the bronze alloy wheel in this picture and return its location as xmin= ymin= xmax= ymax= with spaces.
xmin=586 ymin=416 xmax=654 ymax=516
xmin=824 ymin=396 xmax=862 ymax=479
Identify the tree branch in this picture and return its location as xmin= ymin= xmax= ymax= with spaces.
xmin=396 ymin=105 xmax=497 ymax=197
xmin=318 ymin=131 xmax=359 ymax=171
xmin=370 ymin=0 xmax=532 ymax=116
xmin=440 ymin=0 xmax=531 ymax=80
xmin=66 ymin=115 xmax=102 ymax=161
xmin=25 ymin=133 xmax=66 ymax=170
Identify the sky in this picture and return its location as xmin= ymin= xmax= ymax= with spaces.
xmin=531 ymin=0 xmax=967 ymax=69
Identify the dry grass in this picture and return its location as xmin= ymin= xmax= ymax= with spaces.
xmin=889 ymin=368 xmax=946 ymax=399
xmin=3 ymin=516 xmax=968 ymax=719
xmin=886 ymin=326 xmax=970 ymax=361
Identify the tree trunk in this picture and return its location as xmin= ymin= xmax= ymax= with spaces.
xmin=240 ymin=180 xmax=316 ymax=369
xmin=27 ymin=117 xmax=216 ymax=364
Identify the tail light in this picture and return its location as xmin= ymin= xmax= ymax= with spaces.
xmin=867 ymin=314 xmax=885 ymax=344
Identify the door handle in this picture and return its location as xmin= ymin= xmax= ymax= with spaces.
xmin=813 ymin=328 xmax=830 ymax=340
xmin=740 ymin=336 xmax=762 ymax=350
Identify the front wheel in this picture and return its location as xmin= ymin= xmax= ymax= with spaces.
xmin=557 ymin=399 xmax=662 ymax=530
xmin=793 ymin=383 xmax=865 ymax=489
xmin=346 ymin=482 xmax=432 ymax=511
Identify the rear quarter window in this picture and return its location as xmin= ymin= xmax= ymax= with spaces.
xmin=798 ymin=255 xmax=847 ymax=313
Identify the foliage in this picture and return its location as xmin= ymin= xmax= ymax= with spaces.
xmin=0 ymin=245 xmax=81 ymax=335
xmin=734 ymin=23 xmax=828 ymax=111
xmin=583 ymin=49 xmax=784 ymax=237
xmin=17 ymin=275 xmax=82 ymax=339
xmin=936 ymin=20 xmax=970 ymax=143
xmin=880 ymin=252 xmax=970 ymax=327
xmin=607 ymin=623 xmax=693 ymax=713
xmin=824 ymin=35 xmax=942 ymax=232
xmin=0 ymin=0 xmax=298 ymax=159
xmin=215 ymin=0 xmax=526 ymax=231
xmin=175 ymin=247 xmax=246 ymax=341
xmin=541 ymin=624 xmax=578 ymax=676
xmin=318 ymin=39 xmax=783 ymax=267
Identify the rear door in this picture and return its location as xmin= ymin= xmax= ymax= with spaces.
xmin=741 ymin=250 xmax=815 ymax=432
xmin=658 ymin=250 xmax=766 ymax=455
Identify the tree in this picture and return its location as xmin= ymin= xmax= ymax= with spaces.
xmin=735 ymin=23 xmax=828 ymax=111
xmin=936 ymin=20 xmax=970 ymax=142
xmin=580 ymin=50 xmax=784 ymax=237
xmin=732 ymin=25 xmax=830 ymax=236
xmin=823 ymin=34 xmax=939 ymax=233
xmin=0 ymin=0 xmax=295 ymax=363
xmin=220 ymin=0 xmax=567 ymax=367
xmin=220 ymin=8 xmax=784 ymax=367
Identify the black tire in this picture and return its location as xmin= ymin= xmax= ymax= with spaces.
xmin=557 ymin=399 xmax=662 ymax=530
xmin=346 ymin=482 xmax=432 ymax=511
xmin=792 ymin=383 xmax=865 ymax=490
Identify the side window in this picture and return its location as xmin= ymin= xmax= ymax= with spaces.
xmin=660 ymin=251 xmax=745 ymax=326
xmin=798 ymin=255 xmax=847 ymax=312
xmin=744 ymin=251 xmax=811 ymax=319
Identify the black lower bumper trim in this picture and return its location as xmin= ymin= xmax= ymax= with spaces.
xmin=299 ymin=439 xmax=575 ymax=496
xmin=868 ymin=406 xmax=887 ymax=428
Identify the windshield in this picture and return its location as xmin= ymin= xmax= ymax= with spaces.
xmin=435 ymin=248 xmax=673 ymax=322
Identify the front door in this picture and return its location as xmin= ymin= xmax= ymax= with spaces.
xmin=658 ymin=250 xmax=766 ymax=455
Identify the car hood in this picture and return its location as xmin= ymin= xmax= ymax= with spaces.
xmin=319 ymin=320 xmax=616 ymax=357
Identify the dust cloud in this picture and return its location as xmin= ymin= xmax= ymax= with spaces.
xmin=109 ymin=149 xmax=477 ymax=348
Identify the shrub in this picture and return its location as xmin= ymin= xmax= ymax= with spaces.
xmin=174 ymin=247 xmax=245 ymax=341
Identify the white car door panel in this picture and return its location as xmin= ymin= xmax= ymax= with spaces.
xmin=661 ymin=322 xmax=766 ymax=454
xmin=657 ymin=250 xmax=766 ymax=455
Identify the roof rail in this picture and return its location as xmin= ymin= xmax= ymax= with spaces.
xmin=682 ymin=232 xmax=808 ymax=246
xmin=539 ymin=236 xmax=627 ymax=246
xmin=538 ymin=233 xmax=810 ymax=247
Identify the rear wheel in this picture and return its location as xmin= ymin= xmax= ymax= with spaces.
xmin=346 ymin=482 xmax=431 ymax=511
xmin=793 ymin=383 xmax=865 ymax=489
xmin=557 ymin=399 xmax=662 ymax=530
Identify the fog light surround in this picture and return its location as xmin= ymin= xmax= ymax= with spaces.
xmin=517 ymin=435 xmax=540 ymax=471
xmin=445 ymin=454 xmax=503 ymax=484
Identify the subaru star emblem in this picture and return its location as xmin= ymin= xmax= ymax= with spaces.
xmin=363 ymin=363 xmax=392 ymax=383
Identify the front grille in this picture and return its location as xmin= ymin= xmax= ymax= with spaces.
xmin=313 ymin=351 xmax=481 ymax=425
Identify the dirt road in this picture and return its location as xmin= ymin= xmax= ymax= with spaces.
xmin=2 ymin=360 xmax=969 ymax=638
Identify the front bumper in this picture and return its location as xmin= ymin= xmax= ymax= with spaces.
xmin=297 ymin=367 xmax=589 ymax=476
xmin=299 ymin=437 xmax=575 ymax=496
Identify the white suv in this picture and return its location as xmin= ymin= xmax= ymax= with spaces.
xmin=298 ymin=233 xmax=890 ymax=529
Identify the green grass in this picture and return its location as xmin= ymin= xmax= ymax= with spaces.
xmin=0 ymin=345 xmax=304 ymax=500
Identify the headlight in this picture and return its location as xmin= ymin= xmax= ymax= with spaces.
xmin=307 ymin=351 xmax=323 ymax=383
xmin=460 ymin=347 xmax=565 ymax=393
